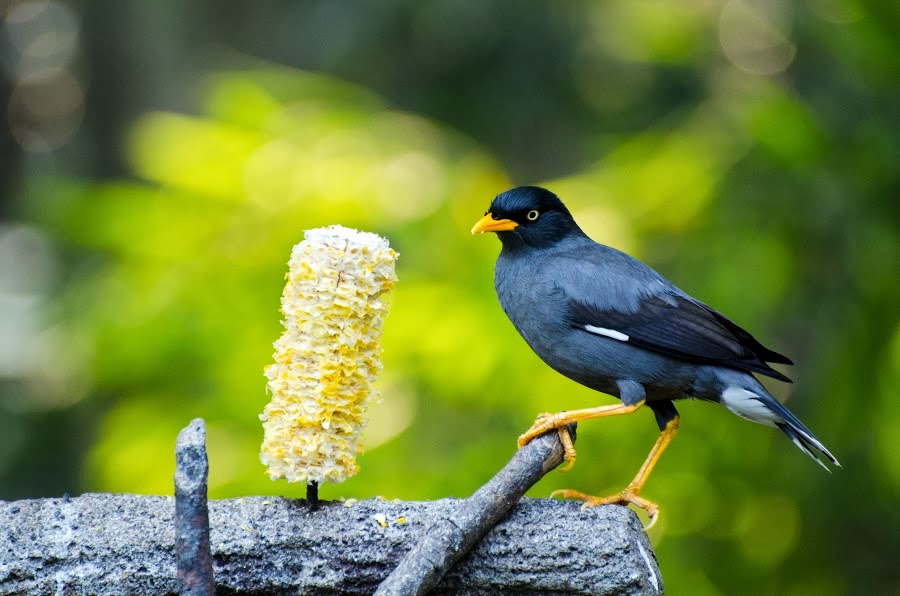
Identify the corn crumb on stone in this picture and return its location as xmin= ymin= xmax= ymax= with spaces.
xmin=260 ymin=225 xmax=398 ymax=484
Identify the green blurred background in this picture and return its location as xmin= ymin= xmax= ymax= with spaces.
xmin=1 ymin=0 xmax=898 ymax=593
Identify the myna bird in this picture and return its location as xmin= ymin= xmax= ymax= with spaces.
xmin=472 ymin=186 xmax=838 ymax=527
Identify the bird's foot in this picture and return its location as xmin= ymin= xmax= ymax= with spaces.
xmin=552 ymin=485 xmax=660 ymax=530
xmin=517 ymin=412 xmax=552 ymax=448
xmin=517 ymin=412 xmax=568 ymax=448
xmin=518 ymin=413 xmax=577 ymax=471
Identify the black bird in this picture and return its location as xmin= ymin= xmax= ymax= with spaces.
xmin=472 ymin=186 xmax=838 ymax=526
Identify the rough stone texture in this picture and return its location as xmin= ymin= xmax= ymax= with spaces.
xmin=0 ymin=494 xmax=662 ymax=595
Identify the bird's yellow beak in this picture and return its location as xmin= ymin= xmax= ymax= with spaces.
xmin=471 ymin=213 xmax=519 ymax=234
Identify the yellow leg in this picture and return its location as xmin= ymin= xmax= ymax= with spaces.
xmin=517 ymin=401 xmax=646 ymax=448
xmin=517 ymin=400 xmax=645 ymax=472
xmin=553 ymin=415 xmax=680 ymax=529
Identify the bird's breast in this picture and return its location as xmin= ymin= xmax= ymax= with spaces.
xmin=495 ymin=253 xmax=571 ymax=350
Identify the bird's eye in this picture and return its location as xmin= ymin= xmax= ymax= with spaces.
xmin=527 ymin=210 xmax=540 ymax=221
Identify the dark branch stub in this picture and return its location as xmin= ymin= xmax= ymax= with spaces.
xmin=307 ymin=481 xmax=319 ymax=509
xmin=375 ymin=424 xmax=578 ymax=596
xmin=174 ymin=418 xmax=215 ymax=596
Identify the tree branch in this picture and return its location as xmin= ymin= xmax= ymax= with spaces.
xmin=376 ymin=425 xmax=579 ymax=595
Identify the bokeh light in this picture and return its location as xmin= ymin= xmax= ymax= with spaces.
xmin=2 ymin=0 xmax=83 ymax=151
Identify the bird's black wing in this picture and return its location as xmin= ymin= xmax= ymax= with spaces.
xmin=567 ymin=293 xmax=793 ymax=382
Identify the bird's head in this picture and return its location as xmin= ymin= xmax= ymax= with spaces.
xmin=471 ymin=186 xmax=584 ymax=249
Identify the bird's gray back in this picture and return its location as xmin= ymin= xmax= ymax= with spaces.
xmin=495 ymin=239 xmax=698 ymax=400
xmin=546 ymin=241 xmax=680 ymax=312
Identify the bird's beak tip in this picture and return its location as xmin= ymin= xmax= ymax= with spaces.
xmin=471 ymin=212 xmax=518 ymax=235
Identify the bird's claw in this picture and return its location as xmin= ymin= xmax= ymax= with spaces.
xmin=556 ymin=427 xmax=576 ymax=471
xmin=518 ymin=413 xmax=577 ymax=472
xmin=551 ymin=487 xmax=660 ymax=530
xmin=517 ymin=412 xmax=555 ymax=448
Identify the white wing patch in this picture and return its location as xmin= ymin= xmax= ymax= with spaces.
xmin=720 ymin=387 xmax=782 ymax=427
xmin=584 ymin=325 xmax=629 ymax=341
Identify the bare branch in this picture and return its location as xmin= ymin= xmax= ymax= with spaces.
xmin=376 ymin=425 xmax=581 ymax=595
xmin=174 ymin=418 xmax=214 ymax=595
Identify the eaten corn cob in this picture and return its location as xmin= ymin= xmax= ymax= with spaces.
xmin=260 ymin=225 xmax=398 ymax=485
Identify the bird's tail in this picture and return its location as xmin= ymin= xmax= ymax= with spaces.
xmin=719 ymin=382 xmax=840 ymax=470
xmin=764 ymin=395 xmax=841 ymax=471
